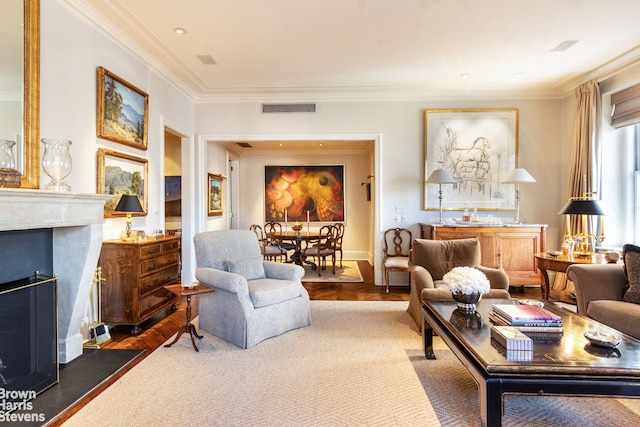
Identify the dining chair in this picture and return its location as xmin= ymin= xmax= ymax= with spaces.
xmin=333 ymin=223 xmax=345 ymax=267
xmin=301 ymin=224 xmax=337 ymax=276
xmin=264 ymin=221 xmax=296 ymax=253
xmin=250 ymin=224 xmax=287 ymax=262
xmin=382 ymin=228 xmax=413 ymax=293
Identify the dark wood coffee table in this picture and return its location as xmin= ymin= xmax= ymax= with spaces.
xmin=422 ymin=298 xmax=640 ymax=427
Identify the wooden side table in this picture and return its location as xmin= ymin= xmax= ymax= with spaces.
xmin=164 ymin=283 xmax=213 ymax=352
xmin=534 ymin=252 xmax=610 ymax=300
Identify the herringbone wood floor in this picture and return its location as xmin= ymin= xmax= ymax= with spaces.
xmin=52 ymin=260 xmax=538 ymax=425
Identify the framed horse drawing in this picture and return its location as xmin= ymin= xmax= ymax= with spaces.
xmin=423 ymin=109 xmax=519 ymax=211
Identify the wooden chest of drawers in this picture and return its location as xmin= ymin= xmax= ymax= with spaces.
xmin=98 ymin=236 xmax=180 ymax=334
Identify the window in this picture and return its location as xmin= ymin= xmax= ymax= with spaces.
xmin=602 ymin=123 xmax=639 ymax=247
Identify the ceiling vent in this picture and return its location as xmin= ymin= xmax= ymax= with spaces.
xmin=262 ymin=103 xmax=316 ymax=113
xmin=196 ymin=55 xmax=217 ymax=65
xmin=551 ymin=40 xmax=579 ymax=52
xmin=236 ymin=142 xmax=253 ymax=148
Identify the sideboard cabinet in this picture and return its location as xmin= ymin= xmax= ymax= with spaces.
xmin=98 ymin=236 xmax=180 ymax=334
xmin=419 ymin=224 xmax=547 ymax=286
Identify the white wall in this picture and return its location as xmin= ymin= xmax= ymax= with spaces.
xmin=196 ymin=98 xmax=564 ymax=285
xmin=41 ymin=1 xmax=195 ymax=239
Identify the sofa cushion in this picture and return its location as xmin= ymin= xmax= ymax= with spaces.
xmin=412 ymin=238 xmax=481 ymax=281
xmin=227 ymin=256 xmax=266 ymax=281
xmin=587 ymin=299 xmax=640 ymax=340
xmin=248 ymin=279 xmax=301 ymax=308
xmin=622 ymin=244 xmax=640 ymax=304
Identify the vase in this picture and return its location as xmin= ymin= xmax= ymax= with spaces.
xmin=451 ymin=291 xmax=482 ymax=312
xmin=0 ymin=139 xmax=17 ymax=170
xmin=41 ymin=138 xmax=72 ymax=191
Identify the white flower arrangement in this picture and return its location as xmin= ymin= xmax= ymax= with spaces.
xmin=443 ymin=266 xmax=490 ymax=295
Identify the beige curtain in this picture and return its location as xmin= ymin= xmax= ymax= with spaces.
xmin=553 ymin=80 xmax=602 ymax=299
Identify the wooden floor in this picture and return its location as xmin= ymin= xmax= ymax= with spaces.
xmin=52 ymin=260 xmax=539 ymax=425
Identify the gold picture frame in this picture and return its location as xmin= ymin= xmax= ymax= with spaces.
xmin=97 ymin=148 xmax=148 ymax=217
xmin=208 ymin=173 xmax=225 ymax=216
xmin=423 ymin=108 xmax=519 ymax=211
xmin=96 ymin=67 xmax=149 ymax=150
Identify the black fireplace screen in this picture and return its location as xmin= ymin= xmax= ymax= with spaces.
xmin=0 ymin=273 xmax=58 ymax=403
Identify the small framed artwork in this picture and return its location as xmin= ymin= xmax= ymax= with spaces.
xmin=164 ymin=176 xmax=182 ymax=218
xmin=96 ymin=66 xmax=149 ymax=150
xmin=97 ymin=148 xmax=148 ymax=217
xmin=208 ymin=173 xmax=225 ymax=216
xmin=423 ymin=108 xmax=519 ymax=211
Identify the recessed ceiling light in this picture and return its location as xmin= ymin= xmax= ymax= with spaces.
xmin=515 ymin=72 xmax=524 ymax=78
xmin=460 ymin=73 xmax=470 ymax=79
xmin=318 ymin=143 xmax=324 ymax=147
xmin=279 ymin=143 xmax=284 ymax=147
xmin=174 ymin=27 xmax=187 ymax=34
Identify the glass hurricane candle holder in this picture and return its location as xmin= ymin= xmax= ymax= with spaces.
xmin=0 ymin=139 xmax=17 ymax=169
xmin=41 ymin=138 xmax=72 ymax=191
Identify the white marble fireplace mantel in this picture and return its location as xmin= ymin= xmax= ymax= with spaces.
xmin=0 ymin=188 xmax=109 ymax=363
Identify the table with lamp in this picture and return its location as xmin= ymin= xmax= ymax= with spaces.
xmin=96 ymin=193 xmax=180 ymax=335
xmin=535 ymin=193 xmax=612 ymax=302
xmin=422 ymin=167 xmax=547 ymax=287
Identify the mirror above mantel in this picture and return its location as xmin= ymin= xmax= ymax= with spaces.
xmin=0 ymin=0 xmax=39 ymax=189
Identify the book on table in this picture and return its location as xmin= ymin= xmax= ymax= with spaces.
xmin=490 ymin=303 xmax=563 ymax=338
xmin=490 ymin=326 xmax=533 ymax=351
xmin=492 ymin=304 xmax=561 ymax=323
xmin=488 ymin=313 xmax=564 ymax=333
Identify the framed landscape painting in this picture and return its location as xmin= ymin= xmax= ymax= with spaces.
xmin=96 ymin=67 xmax=149 ymax=150
xmin=423 ymin=109 xmax=519 ymax=211
xmin=264 ymin=165 xmax=345 ymax=222
xmin=208 ymin=173 xmax=224 ymax=216
xmin=97 ymin=148 xmax=148 ymax=217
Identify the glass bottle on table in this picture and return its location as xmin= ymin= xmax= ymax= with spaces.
xmin=462 ymin=205 xmax=470 ymax=222
xmin=471 ymin=207 xmax=479 ymax=223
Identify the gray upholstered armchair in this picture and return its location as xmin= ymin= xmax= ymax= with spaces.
xmin=406 ymin=238 xmax=510 ymax=326
xmin=194 ymin=230 xmax=311 ymax=348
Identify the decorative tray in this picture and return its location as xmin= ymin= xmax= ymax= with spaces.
xmin=584 ymin=330 xmax=621 ymax=348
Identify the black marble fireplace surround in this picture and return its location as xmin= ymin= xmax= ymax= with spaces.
xmin=0 ymin=230 xmax=58 ymax=402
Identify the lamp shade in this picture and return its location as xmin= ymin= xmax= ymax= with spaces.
xmin=114 ymin=194 xmax=144 ymax=213
xmin=557 ymin=199 xmax=606 ymax=216
xmin=426 ymin=168 xmax=456 ymax=184
xmin=501 ymin=168 xmax=536 ymax=183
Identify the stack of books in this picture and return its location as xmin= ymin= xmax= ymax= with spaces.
xmin=489 ymin=303 xmax=563 ymax=336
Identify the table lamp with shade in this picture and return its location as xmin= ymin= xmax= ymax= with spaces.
xmin=557 ymin=195 xmax=606 ymax=256
xmin=426 ymin=168 xmax=457 ymax=224
xmin=114 ymin=194 xmax=144 ymax=240
xmin=501 ymin=168 xmax=536 ymax=223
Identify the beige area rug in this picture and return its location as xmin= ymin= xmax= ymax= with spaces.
xmin=301 ymin=259 xmax=363 ymax=282
xmin=63 ymin=301 xmax=640 ymax=426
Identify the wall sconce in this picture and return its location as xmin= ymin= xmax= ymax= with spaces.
xmin=114 ymin=194 xmax=144 ymax=241
xmin=557 ymin=196 xmax=606 ymax=256
xmin=502 ymin=168 xmax=536 ymax=224
xmin=426 ymin=168 xmax=457 ymax=224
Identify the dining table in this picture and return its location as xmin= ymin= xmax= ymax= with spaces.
xmin=268 ymin=229 xmax=321 ymax=268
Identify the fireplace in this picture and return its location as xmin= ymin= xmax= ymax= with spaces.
xmin=0 ymin=273 xmax=58 ymax=399
xmin=0 ymin=189 xmax=109 ymax=364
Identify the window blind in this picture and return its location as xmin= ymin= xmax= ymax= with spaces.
xmin=611 ymin=83 xmax=640 ymax=128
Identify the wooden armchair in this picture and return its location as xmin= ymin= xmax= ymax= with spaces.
xmin=382 ymin=228 xmax=413 ymax=293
